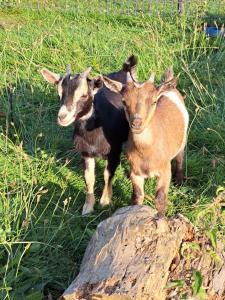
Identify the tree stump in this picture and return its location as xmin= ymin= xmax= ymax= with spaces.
xmin=60 ymin=205 xmax=225 ymax=300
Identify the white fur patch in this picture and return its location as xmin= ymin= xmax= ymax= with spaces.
xmin=159 ymin=90 xmax=189 ymax=157
xmin=58 ymin=104 xmax=70 ymax=115
xmin=58 ymin=104 xmax=75 ymax=126
xmin=58 ymin=80 xmax=63 ymax=98
xmin=84 ymin=157 xmax=95 ymax=194
xmin=100 ymin=163 xmax=112 ymax=205
xmin=133 ymin=127 xmax=152 ymax=145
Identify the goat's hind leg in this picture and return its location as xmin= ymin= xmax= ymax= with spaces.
xmin=100 ymin=150 xmax=120 ymax=207
xmin=82 ymin=156 xmax=96 ymax=215
xmin=174 ymin=149 xmax=184 ymax=185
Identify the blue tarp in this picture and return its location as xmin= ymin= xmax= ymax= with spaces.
xmin=204 ymin=26 xmax=224 ymax=38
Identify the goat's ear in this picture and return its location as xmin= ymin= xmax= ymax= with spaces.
xmin=101 ymin=76 xmax=123 ymax=93
xmin=157 ymin=77 xmax=177 ymax=94
xmin=160 ymin=67 xmax=174 ymax=83
xmin=91 ymin=76 xmax=103 ymax=95
xmin=40 ymin=68 xmax=60 ymax=84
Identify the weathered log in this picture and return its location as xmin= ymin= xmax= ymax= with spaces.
xmin=60 ymin=205 xmax=225 ymax=300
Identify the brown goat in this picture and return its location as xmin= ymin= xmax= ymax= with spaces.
xmin=101 ymin=68 xmax=189 ymax=216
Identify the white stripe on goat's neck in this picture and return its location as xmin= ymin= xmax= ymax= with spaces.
xmin=159 ymin=90 xmax=189 ymax=157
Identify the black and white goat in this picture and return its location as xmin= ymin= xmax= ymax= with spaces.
xmin=41 ymin=56 xmax=137 ymax=214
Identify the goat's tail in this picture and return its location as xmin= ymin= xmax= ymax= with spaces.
xmin=122 ymin=55 xmax=138 ymax=73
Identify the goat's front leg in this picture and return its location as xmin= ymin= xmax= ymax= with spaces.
xmin=100 ymin=151 xmax=120 ymax=207
xmin=155 ymin=163 xmax=171 ymax=217
xmin=130 ymin=172 xmax=145 ymax=205
xmin=82 ymin=156 xmax=95 ymax=215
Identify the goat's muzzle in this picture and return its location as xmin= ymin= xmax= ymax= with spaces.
xmin=131 ymin=114 xmax=142 ymax=130
xmin=57 ymin=111 xmax=75 ymax=127
xmin=58 ymin=113 xmax=67 ymax=122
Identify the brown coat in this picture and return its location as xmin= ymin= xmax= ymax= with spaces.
xmin=102 ymin=69 xmax=189 ymax=216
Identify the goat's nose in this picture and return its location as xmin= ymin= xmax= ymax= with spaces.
xmin=131 ymin=115 xmax=142 ymax=128
xmin=58 ymin=113 xmax=67 ymax=121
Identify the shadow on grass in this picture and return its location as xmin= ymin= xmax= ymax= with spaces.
xmin=0 ymin=80 xmax=131 ymax=299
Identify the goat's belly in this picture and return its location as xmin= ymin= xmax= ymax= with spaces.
xmin=132 ymin=163 xmax=160 ymax=178
xmin=127 ymin=152 xmax=158 ymax=178
xmin=74 ymin=135 xmax=111 ymax=158
xmin=140 ymin=162 xmax=160 ymax=178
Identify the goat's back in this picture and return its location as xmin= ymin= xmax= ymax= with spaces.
xmin=151 ymin=89 xmax=188 ymax=159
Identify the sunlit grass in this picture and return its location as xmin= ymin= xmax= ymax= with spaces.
xmin=0 ymin=1 xmax=225 ymax=299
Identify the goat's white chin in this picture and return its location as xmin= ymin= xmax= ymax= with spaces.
xmin=131 ymin=127 xmax=144 ymax=134
xmin=58 ymin=116 xmax=75 ymax=127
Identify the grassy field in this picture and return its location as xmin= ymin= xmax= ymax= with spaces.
xmin=0 ymin=1 xmax=225 ymax=299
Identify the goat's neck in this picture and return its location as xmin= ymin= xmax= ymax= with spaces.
xmin=77 ymin=94 xmax=95 ymax=122
xmin=130 ymin=127 xmax=152 ymax=150
xmin=76 ymin=104 xmax=101 ymax=131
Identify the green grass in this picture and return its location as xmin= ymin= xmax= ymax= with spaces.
xmin=0 ymin=1 xmax=225 ymax=299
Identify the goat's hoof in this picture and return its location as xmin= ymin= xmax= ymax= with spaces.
xmin=155 ymin=211 xmax=165 ymax=219
xmin=131 ymin=197 xmax=144 ymax=205
xmin=82 ymin=203 xmax=94 ymax=215
xmin=82 ymin=194 xmax=95 ymax=215
xmin=175 ymin=173 xmax=184 ymax=186
xmin=99 ymin=197 xmax=111 ymax=208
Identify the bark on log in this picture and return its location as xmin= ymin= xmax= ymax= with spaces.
xmin=60 ymin=205 xmax=225 ymax=300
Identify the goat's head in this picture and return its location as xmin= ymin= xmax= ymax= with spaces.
xmin=101 ymin=68 xmax=176 ymax=134
xmin=41 ymin=65 xmax=102 ymax=126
